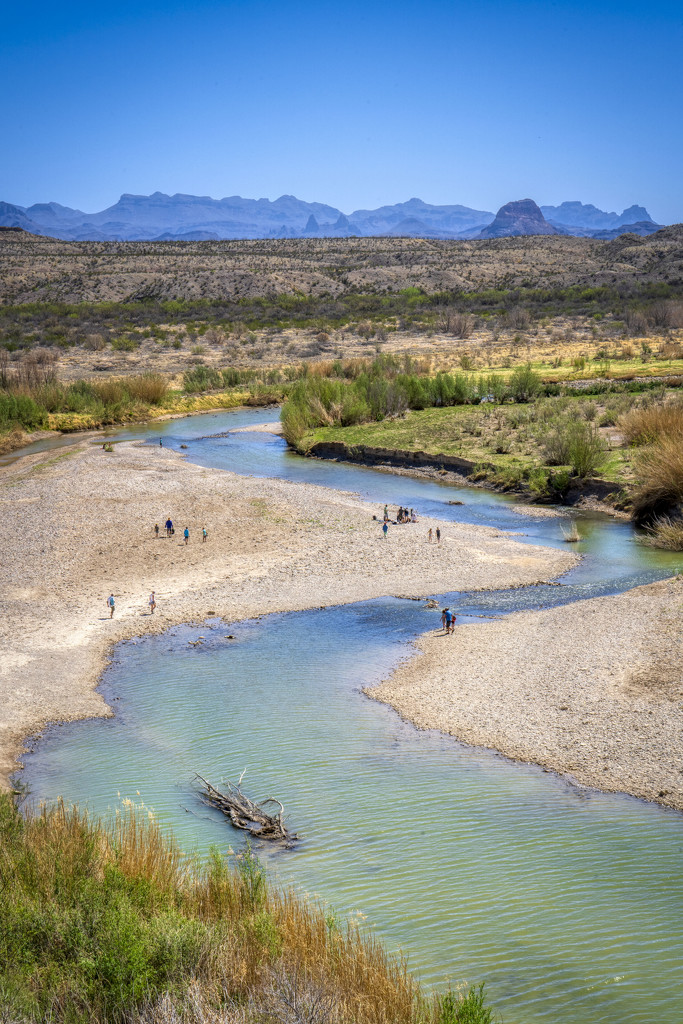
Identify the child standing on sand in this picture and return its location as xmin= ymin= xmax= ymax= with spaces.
xmin=154 ymin=523 xmax=159 ymax=538
xmin=184 ymin=527 xmax=189 ymax=545
xmin=202 ymin=527 xmax=207 ymax=543
xmin=148 ymin=591 xmax=156 ymax=614
xmin=107 ymin=594 xmax=115 ymax=618
xmin=382 ymin=522 xmax=388 ymax=540
xmin=427 ymin=528 xmax=433 ymax=543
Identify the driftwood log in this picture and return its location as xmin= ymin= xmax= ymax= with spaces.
xmin=196 ymin=772 xmax=298 ymax=843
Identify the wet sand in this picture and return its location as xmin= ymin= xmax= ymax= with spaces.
xmin=0 ymin=438 xmax=575 ymax=785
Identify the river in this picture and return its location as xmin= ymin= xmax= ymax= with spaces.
xmin=14 ymin=409 xmax=683 ymax=1024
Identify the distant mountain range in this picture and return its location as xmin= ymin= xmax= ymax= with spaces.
xmin=0 ymin=192 xmax=664 ymax=242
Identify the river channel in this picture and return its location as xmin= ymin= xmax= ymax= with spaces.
xmin=15 ymin=408 xmax=683 ymax=1024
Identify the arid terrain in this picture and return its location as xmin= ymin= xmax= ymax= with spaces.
xmin=2 ymin=227 xmax=682 ymax=305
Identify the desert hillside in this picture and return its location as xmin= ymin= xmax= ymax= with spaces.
xmin=1 ymin=227 xmax=682 ymax=305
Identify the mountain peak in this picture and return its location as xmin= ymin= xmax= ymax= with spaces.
xmin=479 ymin=199 xmax=561 ymax=238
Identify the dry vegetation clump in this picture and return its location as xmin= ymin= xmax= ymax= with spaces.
xmin=619 ymin=399 xmax=683 ymax=445
xmin=642 ymin=516 xmax=683 ymax=551
xmin=631 ymin=433 xmax=683 ymax=524
xmin=0 ymin=795 xmax=492 ymax=1024
xmin=619 ymin=399 xmax=683 ymax=525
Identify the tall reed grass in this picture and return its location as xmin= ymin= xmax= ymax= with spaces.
xmin=0 ymin=795 xmax=494 ymax=1024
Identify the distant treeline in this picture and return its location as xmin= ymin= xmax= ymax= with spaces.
xmin=1 ymin=280 xmax=682 ymax=349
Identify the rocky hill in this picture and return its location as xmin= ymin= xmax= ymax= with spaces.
xmin=479 ymin=199 xmax=565 ymax=238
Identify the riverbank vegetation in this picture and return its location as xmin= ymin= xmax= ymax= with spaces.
xmin=281 ymin=357 xmax=683 ymax=539
xmin=0 ymin=795 xmax=493 ymax=1024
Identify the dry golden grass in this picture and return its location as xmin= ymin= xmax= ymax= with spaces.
xmin=2 ymin=796 xmax=476 ymax=1024
xmin=619 ymin=399 xmax=683 ymax=445
xmin=632 ymin=433 xmax=683 ymax=523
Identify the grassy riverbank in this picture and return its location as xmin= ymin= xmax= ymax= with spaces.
xmin=281 ymin=358 xmax=683 ymax=545
xmin=0 ymin=795 xmax=493 ymax=1024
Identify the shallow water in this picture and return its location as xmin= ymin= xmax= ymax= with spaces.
xmin=14 ymin=407 xmax=683 ymax=1024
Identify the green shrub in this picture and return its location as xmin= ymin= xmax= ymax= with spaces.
xmin=111 ymin=336 xmax=140 ymax=352
xmin=508 ymin=364 xmax=541 ymax=402
xmin=0 ymin=392 xmax=49 ymax=430
xmin=568 ymin=421 xmax=607 ymax=478
xmin=183 ymin=365 xmax=223 ymax=393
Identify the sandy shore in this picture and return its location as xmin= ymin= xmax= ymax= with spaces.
xmin=0 ymin=438 xmax=575 ymax=785
xmin=370 ymin=576 xmax=683 ymax=810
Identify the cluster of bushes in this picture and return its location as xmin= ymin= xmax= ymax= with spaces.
xmin=0 ymin=795 xmax=493 ymax=1024
xmin=281 ymin=359 xmax=561 ymax=445
xmin=0 ymin=373 xmax=169 ymax=432
xmin=3 ymin=280 xmax=683 ymax=352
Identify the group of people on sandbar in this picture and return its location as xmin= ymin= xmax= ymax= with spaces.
xmin=383 ymin=504 xmax=417 ymax=524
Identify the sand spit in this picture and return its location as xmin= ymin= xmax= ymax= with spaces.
xmin=370 ymin=576 xmax=683 ymax=810
xmin=0 ymin=439 xmax=575 ymax=785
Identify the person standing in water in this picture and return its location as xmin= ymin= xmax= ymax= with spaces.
xmin=184 ymin=527 xmax=190 ymax=545
xmin=107 ymin=594 xmax=115 ymax=618
xmin=148 ymin=591 xmax=156 ymax=614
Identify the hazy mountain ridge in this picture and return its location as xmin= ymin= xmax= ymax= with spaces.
xmin=0 ymin=192 xmax=662 ymax=242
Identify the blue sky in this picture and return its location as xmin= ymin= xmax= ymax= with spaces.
xmin=2 ymin=0 xmax=682 ymax=222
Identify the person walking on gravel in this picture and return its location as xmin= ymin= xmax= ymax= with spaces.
xmin=107 ymin=593 xmax=115 ymax=618
xmin=184 ymin=527 xmax=190 ymax=545
xmin=148 ymin=591 xmax=156 ymax=615
xmin=165 ymin=518 xmax=173 ymax=537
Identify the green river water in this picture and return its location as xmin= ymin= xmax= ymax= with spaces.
xmin=15 ymin=409 xmax=683 ymax=1024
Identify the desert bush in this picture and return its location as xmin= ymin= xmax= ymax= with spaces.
xmin=442 ymin=311 xmax=474 ymax=339
xmin=506 ymin=306 xmax=531 ymax=330
xmin=83 ymin=334 xmax=107 ymax=351
xmin=126 ymin=373 xmax=169 ymax=405
xmin=619 ymin=401 xmax=683 ymax=445
xmin=0 ymin=392 xmax=49 ymax=430
xmin=641 ymin=516 xmax=683 ymax=551
xmin=541 ymin=424 xmax=573 ymax=466
xmin=625 ymin=311 xmax=648 ymax=337
xmin=111 ymin=335 xmax=140 ymax=351
xmin=631 ymin=433 xmax=683 ymax=523
xmin=93 ymin=379 xmax=127 ymax=405
xmin=508 ymin=364 xmax=541 ymax=403
xmin=567 ymin=421 xmax=606 ymax=477
xmin=183 ymin=364 xmax=223 ymax=392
